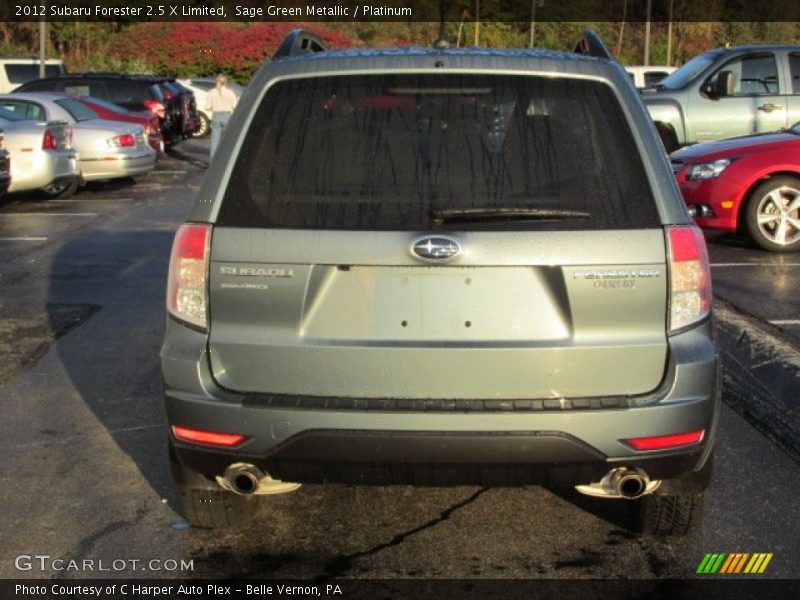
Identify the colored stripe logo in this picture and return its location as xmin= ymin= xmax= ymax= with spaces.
xmin=696 ymin=553 xmax=773 ymax=574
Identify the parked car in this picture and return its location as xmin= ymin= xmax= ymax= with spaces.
xmin=672 ymin=123 xmax=800 ymax=252
xmin=641 ymin=45 xmax=800 ymax=152
xmin=177 ymin=77 xmax=244 ymax=137
xmin=70 ymin=94 xmax=164 ymax=155
xmin=0 ymin=106 xmax=78 ymax=198
xmin=0 ymin=131 xmax=10 ymax=199
xmin=154 ymin=78 xmax=200 ymax=140
xmin=625 ymin=65 xmax=676 ymax=89
xmin=0 ymin=58 xmax=65 ymax=94
xmin=162 ymin=30 xmax=719 ymax=535
xmin=14 ymin=73 xmax=189 ymax=146
xmin=0 ymin=93 xmax=156 ymax=191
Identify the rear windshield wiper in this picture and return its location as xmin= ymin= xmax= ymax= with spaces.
xmin=429 ymin=207 xmax=591 ymax=225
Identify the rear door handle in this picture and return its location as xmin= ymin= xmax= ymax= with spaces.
xmin=758 ymin=103 xmax=783 ymax=112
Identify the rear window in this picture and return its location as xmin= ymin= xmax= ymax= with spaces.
xmin=219 ymin=73 xmax=659 ymax=231
xmin=5 ymin=64 xmax=63 ymax=84
xmin=54 ymin=98 xmax=99 ymax=122
xmin=106 ymin=80 xmax=160 ymax=105
xmin=80 ymin=96 xmax=134 ymax=115
xmin=63 ymin=80 xmax=108 ymax=99
xmin=643 ymin=71 xmax=670 ymax=87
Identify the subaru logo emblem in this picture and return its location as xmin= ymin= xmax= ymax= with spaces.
xmin=411 ymin=236 xmax=461 ymax=262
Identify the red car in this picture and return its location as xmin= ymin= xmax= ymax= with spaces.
xmin=671 ymin=125 xmax=800 ymax=252
xmin=70 ymin=95 xmax=164 ymax=156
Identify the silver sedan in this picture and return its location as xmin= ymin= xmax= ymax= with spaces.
xmin=0 ymin=106 xmax=79 ymax=198
xmin=0 ymin=92 xmax=156 ymax=186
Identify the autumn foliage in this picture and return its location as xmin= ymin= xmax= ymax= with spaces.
xmin=111 ymin=22 xmax=356 ymax=81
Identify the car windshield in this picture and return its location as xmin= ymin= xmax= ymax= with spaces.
xmin=657 ymin=51 xmax=722 ymax=90
xmin=55 ymin=98 xmax=99 ymax=122
xmin=219 ymin=73 xmax=659 ymax=231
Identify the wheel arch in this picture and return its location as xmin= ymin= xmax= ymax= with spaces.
xmin=736 ymin=169 xmax=800 ymax=233
xmin=654 ymin=121 xmax=680 ymax=154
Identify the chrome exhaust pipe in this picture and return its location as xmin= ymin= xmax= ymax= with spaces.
xmin=612 ymin=469 xmax=647 ymax=499
xmin=217 ymin=463 xmax=302 ymax=496
xmin=575 ymin=467 xmax=659 ymax=499
xmin=223 ymin=463 xmax=263 ymax=495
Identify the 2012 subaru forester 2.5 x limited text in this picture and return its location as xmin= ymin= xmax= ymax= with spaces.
xmin=161 ymin=31 xmax=719 ymax=534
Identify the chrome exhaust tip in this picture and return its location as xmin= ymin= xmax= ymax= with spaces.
xmin=217 ymin=463 xmax=302 ymax=496
xmin=575 ymin=467 xmax=660 ymax=499
xmin=613 ymin=469 xmax=647 ymax=499
xmin=223 ymin=463 xmax=263 ymax=495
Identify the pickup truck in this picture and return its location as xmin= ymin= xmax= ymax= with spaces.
xmin=641 ymin=45 xmax=800 ymax=152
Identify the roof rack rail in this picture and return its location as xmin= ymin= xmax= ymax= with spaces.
xmin=273 ymin=29 xmax=327 ymax=60
xmin=572 ymin=30 xmax=613 ymax=60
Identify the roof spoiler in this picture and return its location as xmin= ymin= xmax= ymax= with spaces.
xmin=273 ymin=29 xmax=327 ymax=60
xmin=572 ymin=30 xmax=613 ymax=60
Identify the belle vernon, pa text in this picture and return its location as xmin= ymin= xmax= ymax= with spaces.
xmin=16 ymin=584 xmax=344 ymax=597
xmin=41 ymin=4 xmax=412 ymax=18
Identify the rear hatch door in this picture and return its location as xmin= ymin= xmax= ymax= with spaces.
xmin=207 ymin=72 xmax=668 ymax=399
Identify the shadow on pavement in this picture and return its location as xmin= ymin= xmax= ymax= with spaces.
xmin=47 ymin=229 xmax=175 ymax=499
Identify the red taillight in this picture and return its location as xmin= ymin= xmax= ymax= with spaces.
xmin=108 ymin=133 xmax=136 ymax=148
xmin=144 ymin=100 xmax=166 ymax=120
xmin=667 ymin=226 xmax=711 ymax=332
xmin=625 ymin=430 xmax=705 ymax=451
xmin=172 ymin=425 xmax=246 ymax=448
xmin=167 ymin=223 xmax=211 ymax=330
xmin=42 ymin=129 xmax=56 ymax=150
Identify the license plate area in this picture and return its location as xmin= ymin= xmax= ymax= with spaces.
xmin=369 ymin=267 xmax=570 ymax=342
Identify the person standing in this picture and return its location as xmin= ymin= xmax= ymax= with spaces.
xmin=206 ymin=74 xmax=238 ymax=160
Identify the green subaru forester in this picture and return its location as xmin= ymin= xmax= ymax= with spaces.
xmin=161 ymin=31 xmax=719 ymax=534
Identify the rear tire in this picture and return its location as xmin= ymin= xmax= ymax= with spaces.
xmin=655 ymin=122 xmax=679 ymax=154
xmin=192 ymin=112 xmax=210 ymax=138
xmin=631 ymin=491 xmax=706 ymax=536
xmin=39 ymin=178 xmax=79 ymax=200
xmin=169 ymin=441 xmax=260 ymax=528
xmin=744 ymin=176 xmax=800 ymax=252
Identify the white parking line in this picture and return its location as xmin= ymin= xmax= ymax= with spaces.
xmin=131 ymin=183 xmax=185 ymax=190
xmin=53 ymin=197 xmax=134 ymax=203
xmin=711 ymin=262 xmax=800 ymax=267
xmin=0 ymin=236 xmax=48 ymax=241
xmin=152 ymin=169 xmax=188 ymax=175
xmin=2 ymin=212 xmax=98 ymax=217
xmin=769 ymin=320 xmax=800 ymax=325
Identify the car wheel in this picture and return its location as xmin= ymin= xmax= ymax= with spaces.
xmin=192 ymin=112 xmax=210 ymax=138
xmin=655 ymin=122 xmax=679 ymax=154
xmin=39 ymin=178 xmax=79 ymax=200
xmin=631 ymin=491 xmax=706 ymax=536
xmin=169 ymin=440 xmax=260 ymax=528
xmin=745 ymin=177 xmax=800 ymax=252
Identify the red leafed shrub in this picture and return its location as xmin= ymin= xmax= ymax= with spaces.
xmin=112 ymin=22 xmax=355 ymax=81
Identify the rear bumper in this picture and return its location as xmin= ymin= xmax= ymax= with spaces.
xmin=162 ymin=320 xmax=719 ymax=488
xmin=80 ymin=151 xmax=156 ymax=181
xmin=7 ymin=149 xmax=78 ymax=193
xmin=171 ymin=429 xmax=709 ymax=488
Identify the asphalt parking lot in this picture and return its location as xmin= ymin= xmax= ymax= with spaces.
xmin=708 ymin=240 xmax=800 ymax=341
xmin=0 ymin=141 xmax=798 ymax=581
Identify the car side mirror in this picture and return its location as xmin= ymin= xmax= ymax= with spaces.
xmin=713 ymin=70 xmax=736 ymax=98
